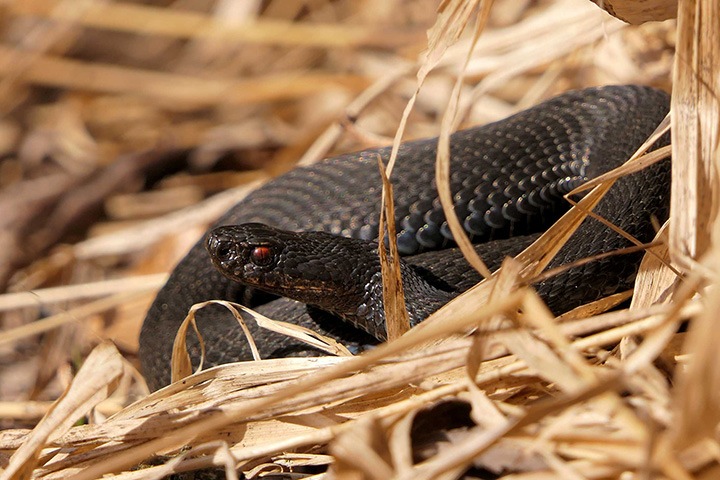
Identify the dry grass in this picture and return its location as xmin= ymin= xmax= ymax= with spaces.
xmin=0 ymin=0 xmax=717 ymax=478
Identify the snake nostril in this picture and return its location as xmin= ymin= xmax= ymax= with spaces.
xmin=213 ymin=240 xmax=236 ymax=262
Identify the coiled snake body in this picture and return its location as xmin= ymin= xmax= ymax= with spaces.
xmin=140 ymin=85 xmax=671 ymax=391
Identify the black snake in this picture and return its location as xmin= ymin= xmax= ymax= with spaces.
xmin=139 ymin=85 xmax=671 ymax=391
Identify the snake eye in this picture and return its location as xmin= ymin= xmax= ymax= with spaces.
xmin=250 ymin=246 xmax=273 ymax=266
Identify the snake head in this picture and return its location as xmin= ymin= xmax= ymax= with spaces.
xmin=206 ymin=223 xmax=385 ymax=320
xmin=205 ymin=223 xmax=287 ymax=287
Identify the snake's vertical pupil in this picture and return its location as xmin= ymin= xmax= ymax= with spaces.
xmin=251 ymin=246 xmax=273 ymax=266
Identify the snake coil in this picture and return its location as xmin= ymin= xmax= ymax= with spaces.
xmin=140 ymin=85 xmax=671 ymax=391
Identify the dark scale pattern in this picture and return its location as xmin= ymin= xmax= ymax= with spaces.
xmin=140 ymin=85 xmax=671 ymax=390
xmin=224 ymin=88 xmax=624 ymax=253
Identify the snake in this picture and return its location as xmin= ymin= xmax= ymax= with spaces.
xmin=139 ymin=85 xmax=671 ymax=391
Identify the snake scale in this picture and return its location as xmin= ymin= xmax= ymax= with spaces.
xmin=139 ymin=85 xmax=671 ymax=391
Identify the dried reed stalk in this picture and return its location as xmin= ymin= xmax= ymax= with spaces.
xmin=3 ymin=0 xmax=713 ymax=479
xmin=590 ymin=0 xmax=677 ymax=23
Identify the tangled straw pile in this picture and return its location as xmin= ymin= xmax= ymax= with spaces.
xmin=1 ymin=0 xmax=718 ymax=478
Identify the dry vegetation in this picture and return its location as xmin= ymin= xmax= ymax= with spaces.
xmin=0 ymin=0 xmax=718 ymax=479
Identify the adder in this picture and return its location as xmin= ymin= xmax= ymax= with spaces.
xmin=139 ymin=85 xmax=671 ymax=391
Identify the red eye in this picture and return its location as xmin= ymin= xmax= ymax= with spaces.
xmin=250 ymin=246 xmax=273 ymax=266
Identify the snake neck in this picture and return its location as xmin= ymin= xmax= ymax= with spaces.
xmin=339 ymin=261 xmax=456 ymax=341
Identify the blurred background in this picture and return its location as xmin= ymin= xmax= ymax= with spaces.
xmin=0 ymin=0 xmax=674 ymax=420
